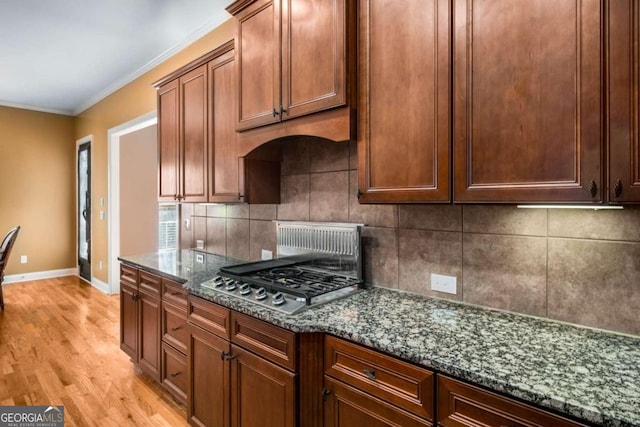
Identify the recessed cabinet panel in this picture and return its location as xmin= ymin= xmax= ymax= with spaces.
xmin=180 ymin=65 xmax=208 ymax=201
xmin=236 ymin=0 xmax=280 ymax=130
xmin=282 ymin=0 xmax=347 ymax=118
xmin=358 ymin=0 xmax=450 ymax=202
xmin=158 ymin=80 xmax=180 ymax=201
xmin=453 ymin=0 xmax=602 ymax=202
xmin=608 ymin=0 xmax=640 ymax=203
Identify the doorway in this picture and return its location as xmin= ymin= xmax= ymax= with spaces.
xmin=78 ymin=141 xmax=91 ymax=282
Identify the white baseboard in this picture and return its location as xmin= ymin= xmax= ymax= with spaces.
xmin=91 ymin=278 xmax=112 ymax=295
xmin=3 ymin=268 xmax=77 ymax=284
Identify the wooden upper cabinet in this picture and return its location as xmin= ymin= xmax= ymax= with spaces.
xmin=157 ymin=80 xmax=180 ymax=201
xmin=180 ymin=65 xmax=208 ymax=202
xmin=230 ymin=0 xmax=349 ymax=131
xmin=608 ymin=0 xmax=640 ymax=203
xmin=209 ymin=48 xmax=243 ymax=202
xmin=157 ymin=65 xmax=208 ymax=202
xmin=358 ymin=0 xmax=451 ymax=203
xmin=453 ymin=0 xmax=603 ymax=203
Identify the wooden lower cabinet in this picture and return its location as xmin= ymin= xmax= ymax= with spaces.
xmin=323 ymin=377 xmax=432 ymax=427
xmin=231 ymin=344 xmax=296 ymax=427
xmin=187 ymin=322 xmax=230 ymax=427
xmin=138 ymin=290 xmax=161 ymax=381
xmin=437 ymin=376 xmax=585 ymax=427
xmin=119 ymin=280 xmax=138 ymax=360
xmin=162 ymin=342 xmax=188 ymax=404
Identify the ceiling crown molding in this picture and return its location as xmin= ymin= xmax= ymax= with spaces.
xmin=0 ymin=100 xmax=73 ymax=116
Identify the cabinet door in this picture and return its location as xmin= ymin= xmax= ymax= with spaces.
xmin=453 ymin=0 xmax=602 ymax=202
xmin=180 ymin=64 xmax=208 ymax=202
xmin=357 ymin=0 xmax=451 ymax=202
xmin=608 ymin=0 xmax=640 ymax=203
xmin=158 ymin=79 xmax=180 ymax=202
xmin=209 ymin=49 xmax=243 ymax=202
xmin=323 ymin=377 xmax=432 ymax=427
xmin=188 ymin=323 xmax=230 ymax=427
xmin=281 ymin=0 xmax=348 ymax=120
xmin=231 ymin=344 xmax=295 ymax=427
xmin=235 ymin=0 xmax=281 ymax=130
xmin=119 ymin=282 xmax=138 ymax=360
xmin=138 ymin=292 xmax=161 ymax=382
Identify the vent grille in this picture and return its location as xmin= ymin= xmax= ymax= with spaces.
xmin=276 ymin=222 xmax=362 ymax=257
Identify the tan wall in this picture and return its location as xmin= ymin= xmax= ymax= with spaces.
xmin=74 ymin=18 xmax=234 ymax=282
xmin=120 ymin=125 xmax=158 ymax=256
xmin=0 ymin=106 xmax=76 ymax=275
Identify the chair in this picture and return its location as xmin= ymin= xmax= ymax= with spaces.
xmin=0 ymin=226 xmax=20 ymax=310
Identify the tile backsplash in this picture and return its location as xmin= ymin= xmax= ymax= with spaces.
xmin=182 ymin=139 xmax=640 ymax=336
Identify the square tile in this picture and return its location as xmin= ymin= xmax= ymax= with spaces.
xmin=226 ymin=204 xmax=249 ymax=219
xmin=309 ymin=171 xmax=349 ymax=222
xmin=463 ymin=233 xmax=547 ymax=316
xmin=249 ymin=220 xmax=277 ymax=261
xmin=309 ymin=139 xmax=350 ymax=173
xmin=361 ymin=227 xmax=398 ymax=287
xmin=281 ymin=138 xmax=310 ymax=175
xmin=193 ymin=203 xmax=207 ymax=217
xmin=348 ymin=170 xmax=398 ymax=228
xmin=399 ymin=205 xmax=462 ymax=232
xmin=548 ymin=238 xmax=640 ymax=335
xmin=205 ymin=217 xmax=225 ymax=256
xmin=250 ymin=204 xmax=278 ymax=221
xmin=206 ymin=204 xmax=226 ymax=218
xmin=463 ymin=205 xmax=547 ymax=236
xmin=277 ymin=174 xmax=310 ymax=221
xmin=398 ymin=229 xmax=462 ymax=300
xmin=226 ymin=219 xmax=250 ymax=261
xmin=548 ymin=207 xmax=640 ymax=242
xmin=349 ymin=140 xmax=357 ymax=171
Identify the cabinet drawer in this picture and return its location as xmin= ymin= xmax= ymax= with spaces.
xmin=162 ymin=302 xmax=188 ymax=354
xmin=437 ymin=376 xmax=586 ymax=427
xmin=324 ymin=335 xmax=434 ymax=420
xmin=120 ymin=264 xmax=138 ymax=286
xmin=162 ymin=278 xmax=187 ymax=309
xmin=188 ymin=296 xmax=230 ymax=339
xmin=231 ymin=311 xmax=296 ymax=371
xmin=161 ymin=342 xmax=187 ymax=404
xmin=139 ymin=270 xmax=161 ymax=297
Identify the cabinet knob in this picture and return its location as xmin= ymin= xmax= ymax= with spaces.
xmin=363 ymin=369 xmax=376 ymax=380
xmin=280 ymin=105 xmax=287 ymax=115
xmin=614 ymin=179 xmax=623 ymax=198
xmin=272 ymin=108 xmax=278 ymax=117
xmin=221 ymin=350 xmax=235 ymax=361
xmin=322 ymin=388 xmax=332 ymax=402
xmin=589 ymin=180 xmax=597 ymax=198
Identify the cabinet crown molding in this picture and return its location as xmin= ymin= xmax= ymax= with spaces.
xmin=226 ymin=0 xmax=257 ymax=16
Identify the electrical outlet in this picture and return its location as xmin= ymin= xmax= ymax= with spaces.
xmin=20 ymin=255 xmax=27 ymax=264
xmin=196 ymin=240 xmax=205 ymax=250
xmin=196 ymin=253 xmax=204 ymax=263
xmin=99 ymin=211 xmax=105 ymax=220
xmin=261 ymin=249 xmax=273 ymax=260
xmin=431 ymin=273 xmax=457 ymax=294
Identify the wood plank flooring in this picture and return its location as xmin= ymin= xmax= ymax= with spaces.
xmin=0 ymin=276 xmax=188 ymax=426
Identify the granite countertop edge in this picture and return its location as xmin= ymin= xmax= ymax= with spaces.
xmin=119 ymin=250 xmax=640 ymax=427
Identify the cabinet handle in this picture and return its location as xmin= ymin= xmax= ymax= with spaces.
xmin=170 ymin=371 xmax=182 ymax=378
xmin=589 ymin=180 xmax=597 ymax=198
xmin=614 ymin=179 xmax=623 ymax=198
xmin=279 ymin=105 xmax=287 ymax=115
xmin=363 ymin=369 xmax=376 ymax=380
xmin=356 ymin=189 xmax=362 ymax=199
xmin=171 ymin=326 xmax=182 ymax=332
xmin=221 ymin=350 xmax=235 ymax=361
xmin=272 ymin=108 xmax=278 ymax=117
xmin=170 ymin=291 xmax=181 ymax=296
xmin=322 ymin=388 xmax=332 ymax=402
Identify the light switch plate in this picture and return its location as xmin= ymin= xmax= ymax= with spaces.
xmin=431 ymin=273 xmax=457 ymax=294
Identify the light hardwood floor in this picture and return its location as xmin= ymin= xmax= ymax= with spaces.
xmin=0 ymin=276 xmax=188 ymax=426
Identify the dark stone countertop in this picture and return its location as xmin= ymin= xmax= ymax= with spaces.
xmin=119 ymin=250 xmax=640 ymax=427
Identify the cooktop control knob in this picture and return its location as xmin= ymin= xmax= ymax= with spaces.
xmin=255 ymin=287 xmax=267 ymax=301
xmin=272 ymin=292 xmax=286 ymax=306
xmin=239 ymin=283 xmax=251 ymax=295
xmin=213 ymin=276 xmax=225 ymax=287
xmin=225 ymin=280 xmax=237 ymax=292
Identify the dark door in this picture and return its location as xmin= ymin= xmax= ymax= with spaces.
xmin=78 ymin=142 xmax=91 ymax=281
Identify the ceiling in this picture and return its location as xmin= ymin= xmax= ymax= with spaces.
xmin=0 ymin=0 xmax=230 ymax=116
